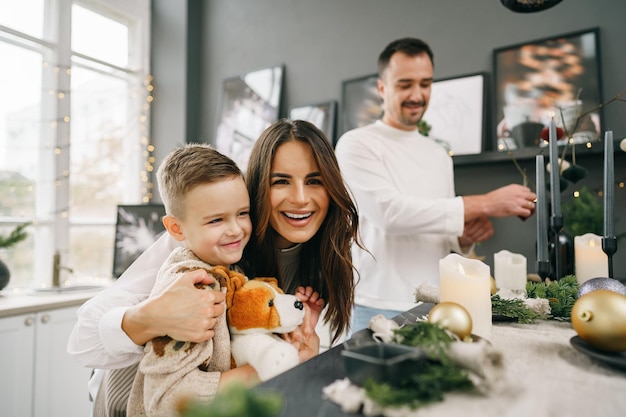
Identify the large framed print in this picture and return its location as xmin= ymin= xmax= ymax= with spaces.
xmin=422 ymin=72 xmax=487 ymax=156
xmin=112 ymin=204 xmax=166 ymax=278
xmin=215 ymin=64 xmax=284 ymax=170
xmin=289 ymin=100 xmax=337 ymax=145
xmin=493 ymin=28 xmax=602 ymax=152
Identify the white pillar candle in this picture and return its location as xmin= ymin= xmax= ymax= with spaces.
xmin=494 ymin=250 xmax=527 ymax=291
xmin=574 ymin=233 xmax=608 ymax=284
xmin=439 ymin=253 xmax=492 ymax=340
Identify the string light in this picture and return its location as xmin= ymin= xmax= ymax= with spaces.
xmin=568 ymin=175 xmax=626 ymax=200
xmin=2 ymin=63 xmax=156 ymax=217
xmin=141 ymin=75 xmax=155 ymax=203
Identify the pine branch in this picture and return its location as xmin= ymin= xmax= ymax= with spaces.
xmin=525 ymin=275 xmax=579 ymax=319
xmin=364 ymin=360 xmax=472 ymax=409
xmin=491 ymin=295 xmax=543 ymax=323
xmin=392 ymin=321 xmax=455 ymax=364
xmin=363 ymin=322 xmax=473 ymax=409
xmin=0 ymin=223 xmax=31 ymax=249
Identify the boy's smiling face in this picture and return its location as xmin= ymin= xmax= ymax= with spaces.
xmin=169 ymin=175 xmax=251 ymax=266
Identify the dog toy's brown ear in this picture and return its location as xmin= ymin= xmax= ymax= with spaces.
xmin=255 ymin=277 xmax=283 ymax=294
xmin=225 ymin=271 xmax=248 ymax=309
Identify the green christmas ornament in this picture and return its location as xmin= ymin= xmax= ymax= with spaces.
xmin=561 ymin=164 xmax=587 ymax=183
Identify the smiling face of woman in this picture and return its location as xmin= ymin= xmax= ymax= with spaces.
xmin=269 ymin=140 xmax=330 ymax=249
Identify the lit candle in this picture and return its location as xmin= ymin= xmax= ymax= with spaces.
xmin=439 ymin=254 xmax=492 ymax=340
xmin=604 ymin=131 xmax=615 ymax=238
xmin=574 ymin=233 xmax=609 ymax=284
xmin=548 ymin=119 xmax=561 ymax=218
xmin=536 ymin=155 xmax=549 ymax=263
xmin=494 ymin=250 xmax=527 ymax=291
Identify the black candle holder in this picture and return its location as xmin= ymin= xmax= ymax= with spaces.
xmin=550 ymin=215 xmax=563 ymax=280
xmin=602 ymin=236 xmax=617 ymax=278
xmin=537 ymin=260 xmax=550 ymax=281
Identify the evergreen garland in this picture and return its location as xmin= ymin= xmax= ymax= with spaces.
xmin=364 ymin=360 xmax=473 ymax=409
xmin=491 ymin=295 xmax=544 ymax=323
xmin=362 ymin=322 xmax=473 ymax=409
xmin=180 ymin=383 xmax=283 ymax=417
xmin=525 ymin=275 xmax=579 ymax=319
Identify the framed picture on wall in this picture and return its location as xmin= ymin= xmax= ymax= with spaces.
xmin=215 ymin=64 xmax=284 ymax=170
xmin=289 ymin=100 xmax=337 ymax=145
xmin=339 ymin=73 xmax=381 ymax=137
xmin=493 ymin=28 xmax=603 ymax=152
xmin=422 ymin=72 xmax=487 ymax=156
xmin=112 ymin=204 xmax=166 ymax=278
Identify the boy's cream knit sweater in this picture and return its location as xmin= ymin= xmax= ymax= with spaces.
xmin=126 ymin=247 xmax=231 ymax=417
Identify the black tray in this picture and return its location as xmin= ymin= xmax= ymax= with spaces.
xmin=570 ymin=336 xmax=626 ymax=371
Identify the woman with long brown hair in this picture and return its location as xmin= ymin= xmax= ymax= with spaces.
xmin=244 ymin=119 xmax=360 ymax=343
xmin=68 ymin=119 xmax=362 ymax=415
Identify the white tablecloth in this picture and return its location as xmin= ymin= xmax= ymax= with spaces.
xmin=327 ymin=320 xmax=626 ymax=416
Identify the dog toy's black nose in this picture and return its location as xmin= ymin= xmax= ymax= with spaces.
xmin=294 ymin=300 xmax=304 ymax=310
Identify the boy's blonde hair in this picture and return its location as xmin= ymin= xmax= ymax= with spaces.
xmin=156 ymin=143 xmax=243 ymax=219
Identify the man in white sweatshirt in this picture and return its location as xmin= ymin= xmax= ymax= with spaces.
xmin=335 ymin=37 xmax=537 ymax=331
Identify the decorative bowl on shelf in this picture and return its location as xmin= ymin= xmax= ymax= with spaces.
xmin=341 ymin=342 xmax=427 ymax=386
xmin=511 ymin=121 xmax=545 ymax=148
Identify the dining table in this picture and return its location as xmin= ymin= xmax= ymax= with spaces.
xmin=256 ymin=302 xmax=626 ymax=417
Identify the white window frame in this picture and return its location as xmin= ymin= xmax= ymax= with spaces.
xmin=0 ymin=0 xmax=151 ymax=288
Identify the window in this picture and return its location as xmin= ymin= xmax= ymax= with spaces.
xmin=0 ymin=0 xmax=152 ymax=289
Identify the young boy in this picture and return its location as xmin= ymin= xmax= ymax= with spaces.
xmin=126 ymin=144 xmax=258 ymax=417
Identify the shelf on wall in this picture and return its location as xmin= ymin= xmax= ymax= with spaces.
xmin=452 ymin=141 xmax=606 ymax=166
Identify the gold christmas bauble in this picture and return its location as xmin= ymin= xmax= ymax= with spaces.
xmin=571 ymin=289 xmax=626 ymax=352
xmin=428 ymin=302 xmax=473 ymax=339
xmin=490 ymin=276 xmax=497 ymax=295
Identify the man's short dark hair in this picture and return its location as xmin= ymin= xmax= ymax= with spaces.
xmin=377 ymin=37 xmax=434 ymax=77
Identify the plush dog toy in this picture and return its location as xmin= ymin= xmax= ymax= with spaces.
xmin=225 ymin=273 xmax=305 ymax=381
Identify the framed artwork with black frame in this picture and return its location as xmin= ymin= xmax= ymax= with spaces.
xmin=493 ymin=28 xmax=603 ymax=152
xmin=340 ymin=72 xmax=487 ymax=155
xmin=215 ymin=64 xmax=284 ymax=170
xmin=112 ymin=204 xmax=166 ymax=278
xmin=289 ymin=100 xmax=337 ymax=145
xmin=339 ymin=73 xmax=381 ymax=137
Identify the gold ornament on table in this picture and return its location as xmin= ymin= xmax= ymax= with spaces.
xmin=428 ymin=302 xmax=473 ymax=340
xmin=571 ymin=289 xmax=626 ymax=352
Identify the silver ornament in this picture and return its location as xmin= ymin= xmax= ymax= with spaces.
xmin=578 ymin=277 xmax=626 ymax=298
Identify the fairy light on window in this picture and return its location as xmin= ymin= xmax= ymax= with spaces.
xmin=139 ymin=75 xmax=156 ymax=203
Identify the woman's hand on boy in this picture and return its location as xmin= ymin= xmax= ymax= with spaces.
xmin=122 ymin=269 xmax=226 ymax=346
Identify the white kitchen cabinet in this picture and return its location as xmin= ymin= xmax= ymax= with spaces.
xmin=0 ymin=312 xmax=36 ymax=416
xmin=0 ymin=305 xmax=92 ymax=417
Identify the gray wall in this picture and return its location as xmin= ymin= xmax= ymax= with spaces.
xmin=151 ymin=0 xmax=626 ymax=278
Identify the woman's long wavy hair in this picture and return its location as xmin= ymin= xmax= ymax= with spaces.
xmin=242 ymin=119 xmax=361 ymax=342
